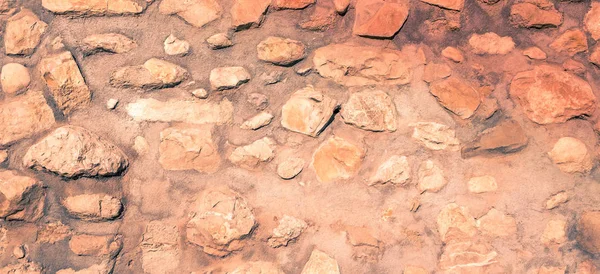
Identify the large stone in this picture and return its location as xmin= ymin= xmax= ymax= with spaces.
xmin=341 ymin=90 xmax=398 ymax=132
xmin=159 ymin=0 xmax=222 ymax=28
xmin=509 ymin=65 xmax=596 ymax=124
xmin=301 ymin=249 xmax=340 ymax=274
xmin=312 ymin=136 xmax=365 ymax=182
xmin=410 ymin=122 xmax=460 ymax=151
xmin=437 ymin=203 xmax=477 ymax=243
xmin=577 ymin=211 xmax=600 ymax=254
xmin=186 ymin=188 xmax=256 ymax=257
xmin=257 ymin=37 xmax=306 ymax=66
xmin=549 ymin=29 xmax=588 ymax=56
xmin=209 ymin=67 xmax=251 ymax=90
xmin=231 ymin=262 xmax=285 ymax=274
xmin=548 ymin=137 xmax=593 ymax=174
xmin=273 ymin=0 xmax=315 ymax=9
xmin=0 ymin=170 xmax=44 ymax=222
xmin=69 ymin=234 xmax=121 ymax=257
xmin=0 ymin=93 xmax=55 ymax=148
xmin=4 ymin=9 xmax=47 ymax=56
xmin=417 ymin=160 xmax=447 ymax=193
xmin=228 ymin=137 xmax=276 ymax=169
xmin=231 ymin=0 xmax=271 ymax=30
xmin=281 ymin=86 xmax=338 ymax=137
xmin=110 ymin=58 xmax=188 ymax=89
xmin=369 ymin=155 xmax=411 ymax=186
xmin=353 ymin=0 xmax=409 ymax=38
xmin=159 ymin=125 xmax=221 ymax=173
xmin=39 ymin=51 xmax=91 ymax=115
xmin=42 ymin=0 xmax=149 ymax=15
xmin=462 ymin=120 xmax=528 ymax=158
xmin=585 ymin=2 xmax=600 ymax=40
xmin=468 ymin=32 xmax=515 ymax=55
xmin=313 ymin=44 xmax=425 ymax=86
xmin=268 ymin=215 xmax=307 ymax=248
xmin=127 ymin=98 xmax=233 ymax=125
xmin=23 ymin=126 xmax=129 ymax=178
xmin=429 ymin=77 xmax=480 ymax=119
xmin=420 ymin=0 xmax=464 ymax=11
xmin=1 ymin=63 xmax=30 ymax=94
xmin=80 ymin=33 xmax=137 ymax=55
xmin=510 ymin=0 xmax=562 ymax=28
xmin=477 ymin=208 xmax=517 ymax=238
xmin=63 ymin=193 xmax=122 ymax=221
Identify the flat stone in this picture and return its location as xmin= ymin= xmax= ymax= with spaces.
xmin=229 ymin=137 xmax=276 ymax=169
xmin=477 ymin=208 xmax=517 ymax=238
xmin=159 ymin=0 xmax=222 ymax=28
xmin=420 ymin=0 xmax=464 ymax=11
xmin=523 ymin=46 xmax=547 ymax=59
xmin=418 ymin=160 xmax=447 ymax=193
xmin=111 ymin=58 xmax=188 ymax=89
xmin=273 ymin=0 xmax=315 ymax=9
xmin=312 ymin=136 xmax=365 ymax=182
xmin=80 ymin=33 xmax=137 ymax=55
xmin=462 ymin=120 xmax=528 ymax=158
xmin=69 ymin=234 xmax=121 ymax=257
xmin=548 ymin=137 xmax=593 ymax=174
xmin=281 ymin=86 xmax=337 ymax=137
xmin=206 ymin=33 xmax=233 ymax=49
xmin=210 ymin=66 xmax=251 ymax=90
xmin=369 ymin=155 xmax=411 ymax=186
xmin=163 ymin=34 xmax=190 ymax=56
xmin=430 ymin=77 xmax=481 ymax=119
xmin=277 ymin=157 xmax=305 ymax=179
xmin=268 ymin=215 xmax=307 ymax=247
xmin=585 ymin=2 xmax=600 ymax=40
xmin=541 ymin=218 xmax=567 ymax=246
xmin=257 ymin=37 xmax=306 ymax=66
xmin=577 ymin=211 xmax=600 ymax=254
xmin=468 ymin=175 xmax=497 ymax=193
xmin=1 ymin=63 xmax=30 ymax=94
xmin=159 ymin=125 xmax=221 ymax=173
xmin=423 ymin=63 xmax=451 ymax=83
xmin=241 ymin=112 xmax=274 ymax=130
xmin=341 ymin=90 xmax=398 ymax=132
xmin=442 ymin=46 xmax=464 ymax=63
xmin=5 ymin=9 xmax=47 ymax=56
xmin=410 ymin=122 xmax=460 ymax=151
xmin=63 ymin=193 xmax=122 ymax=221
xmin=550 ymin=29 xmax=588 ymax=56
xmin=56 ymin=261 xmax=114 ymax=274
xmin=231 ymin=0 xmax=270 ymax=30
xmin=469 ymin=32 xmax=515 ymax=55
xmin=0 ymin=170 xmax=44 ymax=222
xmin=126 ymin=98 xmax=233 ymax=125
xmin=509 ymin=0 xmax=562 ymax=28
xmin=353 ymin=0 xmax=409 ymax=38
xmin=301 ymin=249 xmax=340 ymax=274
xmin=42 ymin=0 xmax=149 ymax=15
xmin=191 ymin=88 xmax=208 ymax=99
xmin=439 ymin=239 xmax=498 ymax=271
xmin=437 ymin=203 xmax=477 ymax=243
xmin=545 ymin=191 xmax=569 ymax=210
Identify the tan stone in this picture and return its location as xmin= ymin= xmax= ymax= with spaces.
xmin=273 ymin=0 xmax=315 ymax=9
xmin=69 ymin=234 xmax=121 ymax=257
xmin=298 ymin=3 xmax=337 ymax=31
xmin=538 ymin=266 xmax=567 ymax=274
xmin=469 ymin=32 xmax=515 ymax=55
xmin=410 ymin=122 xmax=459 ymax=151
xmin=545 ymin=191 xmax=569 ymax=210
xmin=430 ymin=77 xmax=480 ymax=119
xmin=341 ymin=90 xmax=398 ymax=132
xmin=523 ymin=47 xmax=547 ymax=60
xmin=210 ymin=66 xmax=251 ymax=90
xmin=421 ymin=0 xmax=463 ymax=11
xmin=423 ymin=63 xmax=451 ymax=83
xmin=564 ymin=59 xmax=587 ymax=74
xmin=159 ymin=0 xmax=222 ymax=28
xmin=268 ymin=215 xmax=307 ymax=247
xmin=277 ymin=157 xmax=305 ymax=179
xmin=577 ymin=211 xmax=600 ymax=254
xmin=63 ymin=193 xmax=122 ymax=221
xmin=312 ymin=136 xmax=365 ymax=182
xmin=467 ymin=176 xmax=497 ymax=193
xmin=257 ymin=37 xmax=306 ymax=66
xmin=353 ymin=0 xmax=409 ymax=38
xmin=1 ymin=63 xmax=30 ymax=94
xmin=56 ymin=261 xmax=114 ymax=274
xmin=462 ymin=120 xmax=529 ymax=158
xmin=404 ymin=266 xmax=428 ymax=274
xmin=80 ymin=33 xmax=137 ymax=55
xmin=437 ymin=203 xmax=477 ymax=243
xmin=133 ymin=136 xmax=149 ymax=155
xmin=281 ymin=86 xmax=337 ymax=137
xmin=42 ymin=0 xmax=148 ymax=15
xmin=37 ymin=221 xmax=72 ymax=244
xmin=548 ymin=137 xmax=594 ymax=174
xmin=301 ymin=249 xmax=340 ymax=274
xmin=369 ymin=155 xmax=411 ymax=186
xmin=0 ymin=92 xmax=53 ymax=148
xmin=231 ymin=262 xmax=286 ymax=274
xmin=229 ymin=137 xmax=276 ymax=169
xmin=5 ymin=9 xmax=47 ymax=55
xmin=163 ymin=34 xmax=190 ymax=56
xmin=39 ymin=51 xmax=91 ymax=114
xmin=231 ymin=0 xmax=270 ymax=30
xmin=111 ymin=58 xmax=188 ymax=89
xmin=0 ymin=262 xmax=42 ymax=274
xmin=126 ymin=98 xmax=234 ymax=125
xmin=241 ymin=112 xmax=274 ymax=130
xmin=442 ymin=46 xmax=464 ymax=63
xmin=418 ymin=160 xmax=447 ymax=193
xmin=585 ymin=2 xmax=600 ymax=40
xmin=207 ymin=33 xmax=233 ymax=49
xmin=510 ymin=0 xmax=562 ymax=28
xmin=477 ymin=208 xmax=517 ymax=238
xmin=333 ymin=0 xmax=350 ymax=13
xmin=159 ymin=125 xmax=221 ymax=173
xmin=549 ymin=29 xmax=588 ymax=56
xmin=0 ymin=170 xmax=44 ymax=222
xmin=541 ymin=218 xmax=567 ymax=246
xmin=439 ymin=239 xmax=498 ymax=271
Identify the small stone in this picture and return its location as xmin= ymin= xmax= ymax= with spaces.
xmin=369 ymin=155 xmax=411 ymax=186
xmin=257 ymin=37 xmax=306 ymax=66
xmin=312 ymin=136 xmax=365 ymax=182
xmin=585 ymin=2 xmax=600 ymax=40
xmin=301 ymin=249 xmax=340 ymax=274
xmin=430 ymin=77 xmax=481 ymax=119
xmin=420 ymin=0 xmax=463 ymax=10
xmin=545 ymin=191 xmax=569 ymax=210
xmin=69 ymin=234 xmax=121 ymax=257
xmin=229 ymin=137 xmax=276 ymax=169
xmin=126 ymin=98 xmax=233 ymax=125
xmin=548 ymin=137 xmax=593 ymax=174
xmin=410 ymin=122 xmax=460 ymax=151
xmin=1 ymin=63 xmax=30 ymax=94
xmin=509 ymin=0 xmax=563 ymax=28
xmin=0 ymin=170 xmax=44 ymax=222
xmin=164 ymin=34 xmax=190 ymax=56
xmin=248 ymin=93 xmax=269 ymax=110
xmin=159 ymin=0 xmax=222 ymax=28
xmin=0 ymin=93 xmax=56 ymax=148
xmin=210 ymin=67 xmax=251 ymax=90
xmin=80 ymin=33 xmax=137 ymax=55
xmin=541 ymin=218 xmax=567 ymax=246
xmin=241 ymin=112 xmax=274 ymax=130
xmin=13 ymin=245 xmax=25 ymax=259
xmin=206 ymin=33 xmax=233 ymax=49
xmin=295 ymin=63 xmax=312 ymax=75
xmin=418 ymin=160 xmax=447 ymax=193
xmin=442 ymin=46 xmax=464 ymax=63
xmin=469 ymin=32 xmax=515 ymax=55
xmin=341 ymin=90 xmax=398 ymax=132
xmin=111 ymin=58 xmax=188 ymax=89
xmin=549 ymin=29 xmax=588 ymax=56
xmin=523 ymin=47 xmax=547 ymax=59
xmin=462 ymin=120 xmax=528 ymax=158
xmin=133 ymin=136 xmax=149 ymax=155
xmin=477 ymin=208 xmax=517 ymax=238
xmin=423 ymin=63 xmax=452 ymax=83
xmin=277 ymin=157 xmax=305 ymax=179
xmin=353 ymin=0 xmax=409 ymax=38
xmin=191 ymin=88 xmax=208 ymax=99
xmin=268 ymin=215 xmax=307 ymax=247
xmin=159 ymin=125 xmax=221 ymax=173
xmin=106 ymin=99 xmax=118 ymax=110
xmin=260 ymin=70 xmax=285 ymax=85
xmin=468 ymin=176 xmax=497 ymax=193
xmin=274 ymin=0 xmax=315 ymax=9
xmin=437 ymin=203 xmax=477 ymax=242
xmin=577 ymin=211 xmax=600 ymax=254
xmin=281 ymin=86 xmax=338 ymax=137
xmin=230 ymin=0 xmax=271 ymax=30
xmin=5 ymin=9 xmax=47 ymax=56
xmin=63 ymin=193 xmax=122 ymax=221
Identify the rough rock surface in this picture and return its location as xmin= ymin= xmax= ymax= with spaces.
xmin=140 ymin=221 xmax=180 ymax=274
xmin=437 ymin=203 xmax=477 ymax=242
xmin=281 ymin=86 xmax=337 ymax=137
xmin=418 ymin=160 xmax=447 ymax=193
xmin=126 ymin=98 xmax=233 ymax=125
xmin=429 ymin=77 xmax=481 ymax=119
xmin=268 ymin=215 xmax=307 ymax=247
xmin=411 ymin=122 xmax=459 ymax=151
xmin=257 ymin=37 xmax=306 ymax=66
xmin=353 ymin=0 xmax=409 ymax=38
xmin=63 ymin=193 xmax=122 ymax=221
xmin=231 ymin=0 xmax=271 ymax=30
xmin=209 ymin=66 xmax=251 ymax=90
xmin=312 ymin=136 xmax=364 ymax=182
xmin=42 ymin=0 xmax=149 ymax=15
xmin=80 ymin=33 xmax=137 ymax=55
xmin=468 ymin=175 xmax=497 ymax=193
xmin=510 ymin=0 xmax=562 ymax=28
xmin=301 ymin=249 xmax=340 ymax=274
xmin=549 ymin=29 xmax=588 ymax=56
xmin=159 ymin=0 xmax=222 ymax=28
xmin=5 ymin=9 xmax=47 ymax=56
xmin=111 ymin=58 xmax=188 ymax=89
xmin=341 ymin=90 xmax=397 ymax=132
xmin=548 ymin=137 xmax=594 ymax=174
xmin=159 ymin=125 xmax=221 ymax=173
xmin=229 ymin=137 xmax=276 ymax=169
xmin=0 ymin=93 xmax=55 ymax=148
xmin=0 ymin=170 xmax=44 ymax=222
xmin=541 ymin=218 xmax=567 ymax=246
xmin=468 ymin=32 xmax=515 ymax=55
xmin=477 ymin=208 xmax=517 ymax=238
xmin=369 ymin=155 xmax=411 ymax=186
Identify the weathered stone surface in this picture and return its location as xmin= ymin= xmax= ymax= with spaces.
xmin=0 ymin=93 xmax=54 ymax=148
xmin=38 ymin=221 xmax=72 ymax=244
xmin=273 ymin=0 xmax=315 ymax=9
xmin=468 ymin=175 xmax=497 ymax=193
xmin=301 ymin=249 xmax=340 ymax=274
xmin=313 ymin=44 xmax=425 ymax=86
xmin=420 ymin=0 xmax=464 ymax=11
xmin=298 ymin=3 xmax=337 ymax=31
xmin=5 ymin=9 xmax=47 ymax=56
xmin=469 ymin=32 xmax=515 ymax=55
xmin=418 ymin=160 xmax=447 ymax=193
xmin=477 ymin=208 xmax=517 ymax=238
xmin=523 ymin=46 xmax=547 ymax=59
xmin=23 ymin=126 xmax=129 ymax=178
xmin=231 ymin=262 xmax=286 ymax=274
xmin=229 ymin=137 xmax=276 ymax=169
xmin=126 ymin=98 xmax=234 ymax=125
xmin=141 ymin=221 xmax=180 ymax=274
xmin=257 ymin=37 xmax=306 ymax=66
xmin=0 ymin=170 xmax=44 ymax=222
xmin=437 ymin=203 xmax=477 ymax=243
xmin=353 ymin=0 xmax=409 ymax=38
xmin=462 ymin=120 xmax=528 ymax=157
xmin=210 ymin=66 xmax=251 ymax=90
xmin=281 ymin=86 xmax=338 ymax=137
xmin=268 ymin=215 xmax=307 ymax=247
xmin=585 ymin=2 xmax=600 ymax=40
xmin=345 ymin=226 xmax=382 ymax=262
xmin=438 ymin=239 xmax=498 ymax=271
xmin=442 ymin=46 xmax=464 ymax=63
xmin=42 ymin=0 xmax=148 ymax=15
xmin=186 ymin=188 xmax=256 ymax=257
xmin=277 ymin=157 xmax=305 ymax=179
xmin=207 ymin=33 xmax=233 ymax=49
xmin=231 ymin=0 xmax=270 ymax=30
xmin=163 ymin=34 xmax=190 ymax=56
xmin=63 ymin=193 xmax=122 ymax=221
xmin=312 ymin=136 xmax=365 ymax=182
xmin=159 ymin=125 xmax=221 ymax=173
xmin=541 ymin=218 xmax=567 ymax=246
xmin=241 ymin=112 xmax=274 ymax=130
xmin=159 ymin=0 xmax=222 ymax=28
xmin=423 ymin=63 xmax=451 ymax=83
xmin=548 ymin=137 xmax=593 ymax=174
xmin=410 ymin=122 xmax=459 ymax=151
xmin=577 ymin=211 xmax=600 ymax=254
xmin=56 ymin=261 xmax=115 ymax=274
xmin=39 ymin=50 xmax=91 ymax=115
xmin=369 ymin=155 xmax=411 ymax=186
xmin=545 ymin=191 xmax=569 ymax=210
xmin=430 ymin=77 xmax=480 ymax=119
xmin=111 ymin=58 xmax=188 ymax=89
xmin=510 ymin=65 xmax=596 ymax=124
xmin=341 ymin=90 xmax=397 ymax=132
xmin=80 ymin=33 xmax=137 ymax=55
xmin=69 ymin=234 xmax=121 ymax=257
xmin=510 ymin=0 xmax=562 ymax=28
xmin=0 ymin=262 xmax=42 ymax=274
xmin=549 ymin=29 xmax=588 ymax=56
xmin=1 ymin=63 xmax=30 ymax=94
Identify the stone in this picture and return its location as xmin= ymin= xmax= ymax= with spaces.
xmin=577 ymin=211 xmax=600 ymax=254
xmin=437 ymin=203 xmax=477 ymax=242
xmin=423 ymin=63 xmax=451 ymax=83
xmin=523 ymin=47 xmax=547 ymax=59
xmin=538 ymin=266 xmax=567 ymax=274
xmin=69 ymin=234 xmax=121 ymax=257
xmin=260 ymin=71 xmax=285 ymax=85
xmin=312 ymin=136 xmax=365 ymax=182
xmin=23 ymin=126 xmax=129 ymax=178
xmin=469 ymin=32 xmax=515 ymax=55
xmin=191 ymin=88 xmax=208 ymax=99
xmin=548 ymin=137 xmax=594 ymax=174
xmin=206 ymin=33 xmax=233 ymax=49
xmin=341 ymin=90 xmax=398 ymax=132
xmin=257 ymin=37 xmax=306 ymax=66
xmin=467 ymin=176 xmax=497 ymax=193
xmin=345 ymin=226 xmax=382 ymax=261
xmin=13 ymin=245 xmax=25 ymax=259
xmin=0 ymin=150 xmax=7 ymax=164
xmin=462 ymin=120 xmax=528 ymax=157
xmin=549 ymin=29 xmax=588 ymax=56
xmin=0 ymin=170 xmax=44 ymax=222
xmin=159 ymin=125 xmax=221 ymax=173
xmin=42 ymin=0 xmax=149 ymax=15
xmin=248 ymin=93 xmax=269 ymax=110
xmin=590 ymin=46 xmax=600 ymax=67
xmin=268 ymin=215 xmax=307 ymax=247
xmin=585 ymin=2 xmax=600 ymax=40
xmin=404 ymin=266 xmax=428 ymax=274
xmin=4 ymin=9 xmax=47 ymax=55
xmin=0 ymin=262 xmax=42 ymax=274
xmin=210 ymin=67 xmax=251 ymax=90
xmin=510 ymin=0 xmax=562 ymax=28
xmin=298 ymin=4 xmax=337 ymax=31
xmin=564 ymin=59 xmax=587 ymax=74
xmin=39 ymin=50 xmax=91 ymax=115
xmin=186 ymin=188 xmax=256 ymax=257
xmin=541 ymin=218 xmax=567 ymax=246
xmin=442 ymin=46 xmax=464 ymax=63
xmin=281 ymin=86 xmax=338 ymax=137
xmin=410 ymin=122 xmax=460 ymax=151
xmin=159 ymin=0 xmax=222 ymax=28
xmin=110 ymin=58 xmax=188 ymax=89
xmin=230 ymin=262 xmax=285 ymax=274
xmin=301 ymin=249 xmax=340 ymax=274
xmin=37 ymin=221 xmax=72 ymax=243
xmin=430 ymin=77 xmax=481 ymax=119
xmin=106 ymin=99 xmax=118 ymax=110
xmin=509 ymin=65 xmax=596 ymax=124
xmin=229 ymin=137 xmax=276 ymax=169
xmin=231 ymin=0 xmax=271 ymax=30
xmin=141 ymin=221 xmax=180 ymax=274
xmin=56 ymin=261 xmax=115 ymax=274
xmin=163 ymin=34 xmax=190 ymax=56
xmin=353 ymin=0 xmax=409 ymax=38
xmin=417 ymin=160 xmax=447 ymax=193
xmin=277 ymin=158 xmax=305 ymax=179
xmin=477 ymin=208 xmax=517 ymax=238
xmin=273 ymin=0 xmax=315 ymax=9
xmin=576 ymin=261 xmax=597 ymax=274
xmin=313 ymin=43 xmax=426 ymax=86
xmin=241 ymin=112 xmax=274 ymax=130
xmin=1 ymin=63 xmax=30 ymax=94
xmin=438 ymin=239 xmax=498 ymax=271
xmin=0 ymin=0 xmax=14 ymax=13
xmin=126 ymin=98 xmax=234 ymax=125
xmin=369 ymin=155 xmax=411 ymax=186
xmin=63 ymin=193 xmax=122 ymax=221
xmin=80 ymin=33 xmax=137 ymax=55
xmin=420 ymin=0 xmax=464 ymax=11
xmin=545 ymin=191 xmax=569 ymax=210
xmin=133 ymin=136 xmax=149 ymax=155
xmin=333 ymin=0 xmax=350 ymax=13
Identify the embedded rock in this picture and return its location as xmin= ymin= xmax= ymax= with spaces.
xmin=42 ymin=0 xmax=149 ymax=15
xmin=231 ymin=0 xmax=271 ymax=30
xmin=442 ymin=46 xmax=464 ymax=63
xmin=577 ymin=211 xmax=600 ymax=254
xmin=417 ymin=160 xmax=447 ymax=193
xmin=437 ymin=203 xmax=477 ymax=242
xmin=369 ymin=155 xmax=411 ymax=186
xmin=163 ymin=34 xmax=190 ymax=56
xmin=467 ymin=176 xmax=497 ymax=193
xmin=1 ymin=63 xmax=30 ymax=94
xmin=126 ymin=98 xmax=234 ymax=125
xmin=241 ymin=112 xmax=274 ymax=130
xmin=476 ymin=208 xmax=517 ymax=238
xmin=462 ymin=120 xmax=528 ymax=157
xmin=298 ymin=3 xmax=337 ymax=31
xmin=523 ymin=47 xmax=547 ymax=59
xmin=509 ymin=0 xmax=562 ymax=28
xmin=209 ymin=67 xmax=251 ymax=90
xmin=231 ymin=262 xmax=285 ymax=274
xmin=159 ymin=125 xmax=221 ymax=173
xmin=277 ymin=157 xmax=305 ymax=179
xmin=549 ymin=29 xmax=588 ymax=56
xmin=5 ymin=9 xmax=47 ymax=56
xmin=410 ymin=122 xmax=460 ymax=151
xmin=281 ymin=86 xmax=338 ymax=137
xmin=80 ymin=33 xmax=137 ymax=55
xmin=268 ymin=215 xmax=307 ymax=247
xmin=0 ymin=170 xmax=44 ymax=222
xmin=548 ymin=137 xmax=594 ymax=174
xmin=0 ymin=94 xmax=54 ymax=148
xmin=257 ymin=37 xmax=306 ymax=66
xmin=141 ymin=221 xmax=181 ymax=274
xmin=468 ymin=32 xmax=515 ymax=55
xmin=159 ymin=0 xmax=222 ymax=28
xmin=229 ymin=137 xmax=276 ymax=169
xmin=585 ymin=2 xmax=600 ymax=40
xmin=541 ymin=218 xmax=567 ymax=246
xmin=439 ymin=239 xmax=498 ymax=272
xmin=111 ymin=58 xmax=188 ymax=89
xmin=429 ymin=77 xmax=481 ymax=119
xmin=423 ymin=63 xmax=451 ymax=83
xmin=341 ymin=90 xmax=398 ymax=132
xmin=312 ymin=136 xmax=365 ymax=182
xmin=545 ymin=191 xmax=569 ymax=210
xmin=207 ymin=33 xmax=233 ymax=49
xmin=420 ymin=0 xmax=464 ymax=11
xmin=273 ymin=0 xmax=315 ymax=9
xmin=301 ymin=249 xmax=340 ymax=274
xmin=63 ymin=194 xmax=122 ymax=221
xmin=69 ymin=234 xmax=122 ymax=257
xmin=353 ymin=0 xmax=409 ymax=38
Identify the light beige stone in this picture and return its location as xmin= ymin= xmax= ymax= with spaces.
xmin=111 ymin=58 xmax=188 ymax=89
xmin=241 ymin=112 xmax=274 ymax=130
xmin=469 ymin=32 xmax=515 ymax=55
xmin=0 ymin=170 xmax=44 ymax=222
xmin=159 ymin=125 xmax=221 ymax=173
xmin=159 ymin=0 xmax=222 ymax=28
xmin=468 ymin=175 xmax=498 ymax=193
xmin=1 ymin=63 xmax=30 ymax=94
xmin=63 ymin=194 xmax=122 ymax=221
xmin=0 ymin=93 xmax=55 ymax=148
xmin=301 ymin=249 xmax=340 ymax=274
xmin=229 ymin=137 xmax=276 ymax=169
xmin=369 ymin=155 xmax=411 ymax=186
xmin=268 ymin=215 xmax=307 ymax=247
xmin=411 ymin=122 xmax=459 ymax=151
xmin=81 ymin=33 xmax=137 ymax=55
xmin=5 ymin=9 xmax=47 ymax=55
xmin=164 ymin=34 xmax=190 ymax=56
xmin=341 ymin=90 xmax=397 ymax=132
xmin=281 ymin=86 xmax=338 ymax=137
xmin=126 ymin=98 xmax=233 ymax=125
xmin=312 ymin=136 xmax=365 ymax=182
xmin=548 ymin=137 xmax=594 ymax=174
xmin=277 ymin=157 xmax=305 ymax=179
xmin=39 ymin=51 xmax=91 ymax=114
xmin=418 ymin=160 xmax=447 ymax=193
xmin=210 ymin=67 xmax=251 ymax=90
